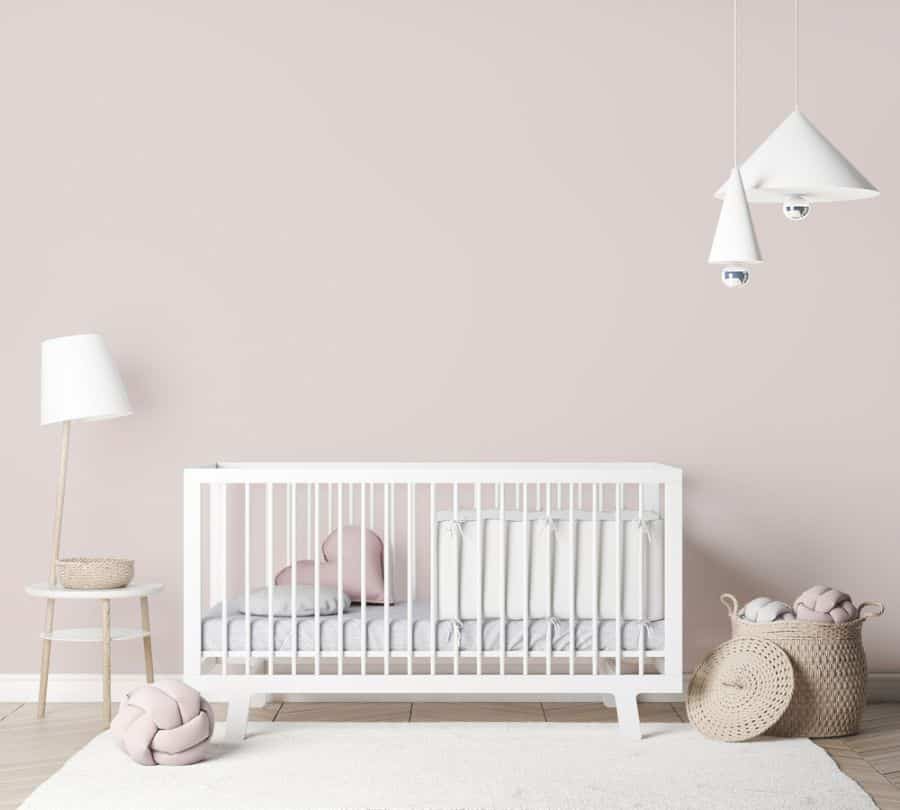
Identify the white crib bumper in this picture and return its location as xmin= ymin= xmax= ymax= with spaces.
xmin=436 ymin=514 xmax=664 ymax=622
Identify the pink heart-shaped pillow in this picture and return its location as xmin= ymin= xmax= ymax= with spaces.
xmin=275 ymin=525 xmax=387 ymax=604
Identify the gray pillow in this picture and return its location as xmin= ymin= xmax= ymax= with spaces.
xmin=237 ymin=585 xmax=350 ymax=617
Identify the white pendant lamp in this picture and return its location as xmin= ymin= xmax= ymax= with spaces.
xmin=709 ymin=0 xmax=762 ymax=288
xmin=715 ymin=0 xmax=878 ymax=219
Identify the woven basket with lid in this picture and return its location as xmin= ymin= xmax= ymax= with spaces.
xmin=721 ymin=593 xmax=884 ymax=738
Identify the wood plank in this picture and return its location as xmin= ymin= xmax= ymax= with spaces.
xmin=817 ymin=742 xmax=900 ymax=810
xmin=543 ymin=701 xmax=681 ymax=723
xmin=412 ymin=702 xmax=543 ymax=723
xmin=278 ymin=702 xmax=412 ymax=723
xmin=0 ymin=705 xmax=22 ymax=723
xmin=670 ymin=701 xmax=688 ymax=723
xmin=209 ymin=702 xmax=282 ymax=723
xmin=0 ymin=704 xmax=106 ymax=810
xmin=842 ymin=706 xmax=900 ymax=776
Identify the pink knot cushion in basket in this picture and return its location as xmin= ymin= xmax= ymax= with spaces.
xmin=110 ymin=680 xmax=215 ymax=765
xmin=794 ymin=585 xmax=858 ymax=624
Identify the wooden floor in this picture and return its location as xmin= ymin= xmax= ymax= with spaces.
xmin=1 ymin=701 xmax=899 ymax=808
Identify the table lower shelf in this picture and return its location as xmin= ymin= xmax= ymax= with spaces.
xmin=41 ymin=627 xmax=149 ymax=643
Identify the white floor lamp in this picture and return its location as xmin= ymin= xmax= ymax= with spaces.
xmin=37 ymin=333 xmax=132 ymax=717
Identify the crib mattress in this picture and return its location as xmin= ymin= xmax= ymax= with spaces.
xmin=202 ymin=600 xmax=665 ymax=654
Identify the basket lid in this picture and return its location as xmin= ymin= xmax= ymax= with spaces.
xmin=687 ymin=637 xmax=795 ymax=742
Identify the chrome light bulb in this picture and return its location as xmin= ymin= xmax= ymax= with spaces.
xmin=721 ymin=267 xmax=751 ymax=288
xmin=783 ymin=195 xmax=811 ymax=221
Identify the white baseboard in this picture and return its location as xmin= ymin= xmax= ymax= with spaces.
xmin=0 ymin=673 xmax=181 ymax=703
xmin=3 ymin=673 xmax=899 ymax=704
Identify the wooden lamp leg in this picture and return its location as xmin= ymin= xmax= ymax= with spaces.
xmin=37 ymin=420 xmax=71 ymax=720
xmin=101 ymin=599 xmax=111 ymax=726
xmin=140 ymin=596 xmax=154 ymax=683
xmin=37 ymin=603 xmax=55 ymax=718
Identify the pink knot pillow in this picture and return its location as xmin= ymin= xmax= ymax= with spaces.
xmin=110 ymin=680 xmax=215 ymax=765
xmin=794 ymin=585 xmax=858 ymax=624
xmin=275 ymin=525 xmax=387 ymax=604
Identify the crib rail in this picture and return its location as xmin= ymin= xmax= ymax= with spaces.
xmin=183 ymin=463 xmax=682 ymax=700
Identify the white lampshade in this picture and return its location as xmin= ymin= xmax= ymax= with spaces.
xmin=714 ymin=110 xmax=879 ymax=203
xmin=708 ymin=168 xmax=763 ymax=265
xmin=41 ymin=334 xmax=132 ymax=426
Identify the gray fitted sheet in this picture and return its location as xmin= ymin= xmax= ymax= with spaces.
xmin=202 ymin=600 xmax=664 ymax=653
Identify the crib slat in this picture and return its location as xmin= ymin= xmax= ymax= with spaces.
xmin=314 ymin=482 xmax=321 ymax=676
xmin=361 ymin=483 xmax=367 ymax=675
xmin=407 ymin=482 xmax=414 ymax=675
xmin=569 ymin=482 xmax=575 ymax=675
xmin=430 ymin=482 xmax=437 ymax=675
xmin=475 ymin=483 xmax=483 ymax=676
xmin=499 ymin=485 xmax=506 ymax=675
xmin=328 ymin=483 xmax=334 ymax=534
xmin=615 ymin=482 xmax=623 ymax=676
xmin=244 ymin=483 xmax=251 ymax=675
xmin=452 ymin=482 xmax=460 ymax=676
xmin=306 ymin=483 xmax=312 ymax=560
xmin=220 ymin=485 xmax=228 ymax=676
xmin=208 ymin=484 xmax=225 ymax=610
xmin=384 ymin=482 xmax=391 ymax=675
xmin=545 ymin=483 xmax=552 ymax=676
xmin=266 ymin=483 xmax=274 ymax=675
xmin=291 ymin=483 xmax=297 ymax=676
xmin=664 ymin=479 xmax=683 ymax=679
xmin=337 ymin=485 xmax=344 ymax=676
xmin=411 ymin=484 xmax=417 ymax=602
xmin=592 ymin=483 xmax=599 ymax=676
xmin=638 ymin=484 xmax=646 ymax=676
xmin=522 ymin=483 xmax=529 ymax=675
xmin=284 ymin=484 xmax=290 ymax=570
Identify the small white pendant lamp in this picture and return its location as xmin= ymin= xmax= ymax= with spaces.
xmin=715 ymin=0 xmax=878 ymax=219
xmin=709 ymin=0 xmax=762 ymax=288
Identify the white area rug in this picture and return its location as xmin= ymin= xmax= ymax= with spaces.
xmin=22 ymin=722 xmax=875 ymax=810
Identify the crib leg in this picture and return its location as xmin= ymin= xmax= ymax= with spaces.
xmin=249 ymin=659 xmax=269 ymax=708
xmin=614 ymin=691 xmax=641 ymax=740
xmin=225 ymin=694 xmax=251 ymax=744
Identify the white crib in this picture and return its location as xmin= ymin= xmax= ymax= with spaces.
xmin=183 ymin=463 xmax=683 ymax=741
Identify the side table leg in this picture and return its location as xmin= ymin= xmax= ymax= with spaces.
xmin=101 ymin=599 xmax=111 ymax=727
xmin=38 ymin=600 xmax=55 ymax=718
xmin=140 ymin=596 xmax=155 ymax=683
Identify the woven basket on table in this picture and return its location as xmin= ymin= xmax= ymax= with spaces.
xmin=56 ymin=558 xmax=134 ymax=590
xmin=720 ymin=593 xmax=884 ymax=738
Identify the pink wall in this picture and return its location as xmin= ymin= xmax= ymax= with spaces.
xmin=1 ymin=0 xmax=898 ymax=675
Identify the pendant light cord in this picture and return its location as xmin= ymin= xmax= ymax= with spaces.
xmin=733 ymin=0 xmax=738 ymax=168
xmin=794 ymin=0 xmax=800 ymax=110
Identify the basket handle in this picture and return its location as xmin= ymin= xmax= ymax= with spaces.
xmin=720 ymin=593 xmax=739 ymax=620
xmin=859 ymin=601 xmax=885 ymax=620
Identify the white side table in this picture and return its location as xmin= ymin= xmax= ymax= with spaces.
xmin=25 ymin=583 xmax=163 ymax=726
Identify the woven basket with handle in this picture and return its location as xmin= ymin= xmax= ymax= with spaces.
xmin=720 ymin=593 xmax=884 ymax=738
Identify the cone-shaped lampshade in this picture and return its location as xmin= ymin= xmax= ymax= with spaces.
xmin=41 ymin=334 xmax=132 ymax=425
xmin=714 ymin=110 xmax=878 ymax=203
xmin=709 ymin=168 xmax=763 ymax=265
